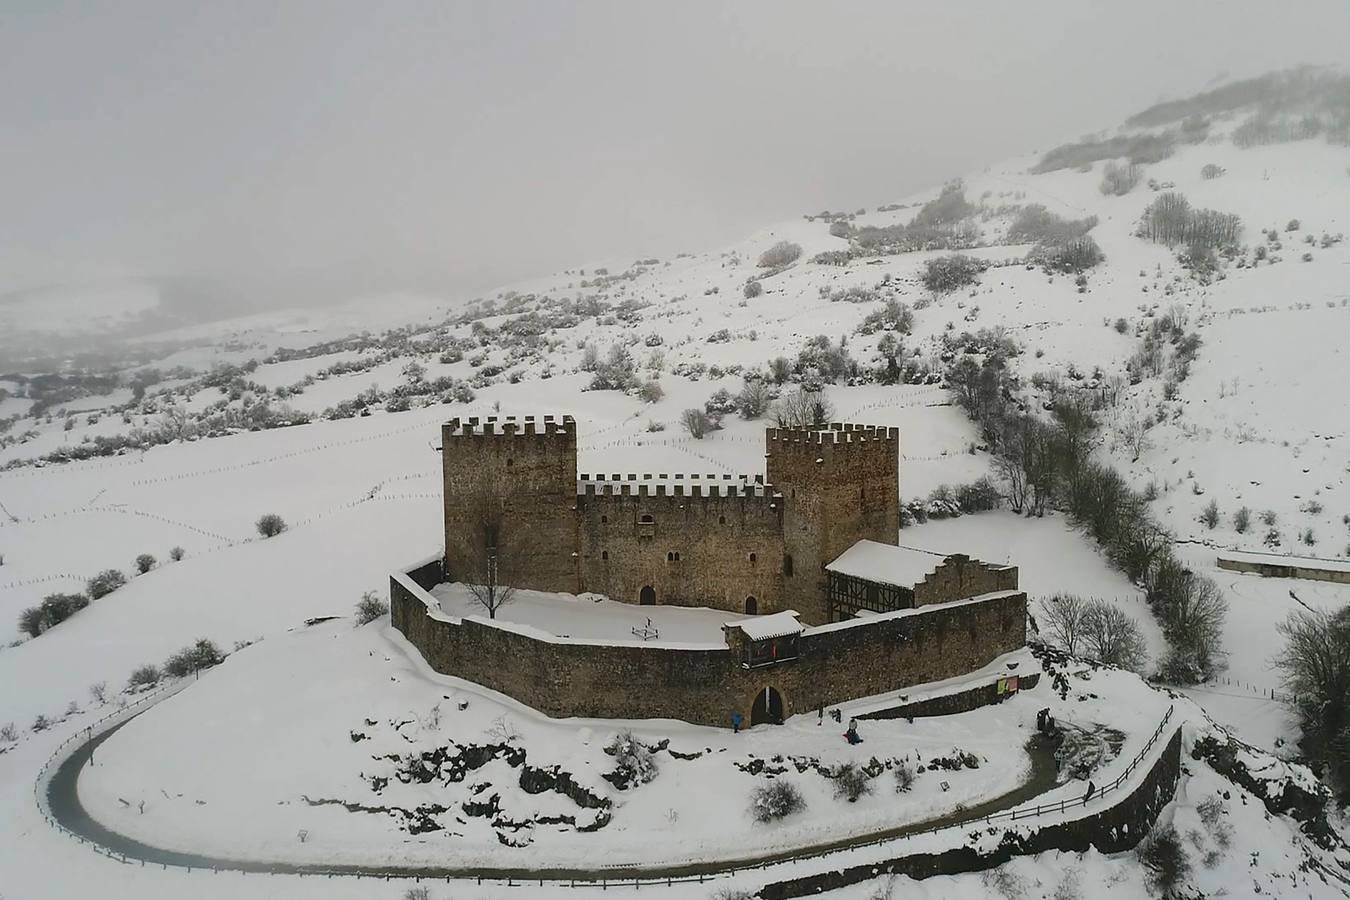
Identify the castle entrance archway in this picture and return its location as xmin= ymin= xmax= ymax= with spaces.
xmin=750 ymin=686 xmax=783 ymax=726
xmin=744 ymin=596 xmax=758 ymax=615
xmin=639 ymin=585 xmax=656 ymax=606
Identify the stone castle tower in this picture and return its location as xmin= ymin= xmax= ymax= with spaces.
xmin=441 ymin=415 xmax=580 ymax=594
xmin=440 ymin=415 xmax=900 ymax=624
xmin=766 ymin=425 xmax=900 ymax=624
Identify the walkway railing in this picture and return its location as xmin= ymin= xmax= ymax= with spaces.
xmin=32 ymin=682 xmax=1177 ymax=890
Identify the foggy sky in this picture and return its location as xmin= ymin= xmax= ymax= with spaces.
xmin=3 ymin=1 xmax=1349 ymax=312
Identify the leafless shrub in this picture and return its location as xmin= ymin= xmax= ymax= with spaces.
xmin=1100 ymin=161 xmax=1143 ymax=195
xmin=749 ymin=779 xmax=806 ymax=822
xmin=831 ymin=763 xmax=872 ymax=803
xmin=1081 ymin=603 xmax=1149 ymax=671
xmin=758 ymin=241 xmax=802 ymax=268
xmin=681 ymin=408 xmax=717 ymax=439
xmin=1138 ymin=824 xmax=1191 ymax=894
xmin=354 ymin=591 xmax=389 ymax=625
xmin=772 ymin=387 xmax=833 ymax=429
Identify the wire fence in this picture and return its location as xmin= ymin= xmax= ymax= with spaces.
xmin=32 ymin=689 xmax=1178 ymax=890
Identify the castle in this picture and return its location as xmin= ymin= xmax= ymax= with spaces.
xmin=390 ymin=414 xmax=1028 ymax=727
xmin=441 ymin=414 xmax=904 ymax=625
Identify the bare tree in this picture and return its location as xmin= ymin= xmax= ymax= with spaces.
xmin=1040 ymin=593 xmax=1090 ymax=655
xmin=773 ymin=387 xmax=833 ymax=429
xmin=1153 ymin=566 xmax=1227 ymax=682
xmin=735 ymin=380 xmax=772 ymax=419
xmin=758 ymin=241 xmax=802 ymax=268
xmin=1082 ymin=603 xmax=1149 ymax=672
xmin=1275 ymin=607 xmax=1350 ymax=794
xmin=681 ymin=408 xmax=715 ymax=439
xmin=462 ymin=472 xmax=517 ymax=619
xmin=1119 ymin=411 xmax=1152 ymax=462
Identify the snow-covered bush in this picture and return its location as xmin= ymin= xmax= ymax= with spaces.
xmin=1138 ymin=824 xmax=1191 ymax=894
xmin=735 ymin=380 xmax=772 ymax=420
xmin=921 ymin=254 xmax=987 ymax=294
xmin=587 ymin=344 xmax=639 ymax=392
xmin=857 ymin=299 xmax=913 ymax=336
xmin=748 ymin=779 xmax=806 ymax=823
xmin=637 ymin=380 xmax=664 ymax=404
xmin=1030 ymin=236 xmax=1103 ymax=273
xmin=1233 ymin=506 xmax=1251 ymax=533
xmin=1099 ymin=160 xmax=1142 ymax=195
xmin=354 ymin=591 xmax=389 ymax=625
xmin=1200 ymin=499 xmax=1219 ymax=529
xmin=605 ymin=730 xmax=659 ymax=786
xmin=1201 ymin=163 xmax=1225 ymax=180
xmin=831 ymin=762 xmax=872 ymax=803
xmin=127 ymin=664 xmax=160 ymax=689
xmin=134 ymin=553 xmax=156 ymax=574
xmin=169 ymin=546 xmax=186 ymax=561
xmin=163 ymin=638 xmax=225 ymax=678
xmin=758 ymin=241 xmax=802 ymax=268
xmin=256 ymin=513 xmax=287 ymax=538
xmin=1007 ymin=204 xmax=1097 ymax=245
xmin=0 ymin=722 xmax=16 ymax=742
xmin=743 ymin=281 xmax=763 ymax=299
xmin=87 ymin=569 xmax=127 ymax=599
xmin=893 ymin=760 xmax=915 ymax=793
xmin=19 ymin=592 xmax=90 ymax=638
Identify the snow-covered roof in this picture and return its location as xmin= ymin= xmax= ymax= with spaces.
xmin=733 ymin=611 xmax=803 ymax=641
xmin=1218 ymin=549 xmax=1350 ymax=575
xmin=825 ymin=539 xmax=943 ymax=588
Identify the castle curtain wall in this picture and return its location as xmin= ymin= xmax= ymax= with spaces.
xmin=393 ymin=570 xmax=1027 ymax=727
xmin=576 ymin=483 xmax=786 ymax=614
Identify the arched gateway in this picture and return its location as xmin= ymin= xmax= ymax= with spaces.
xmin=639 ymin=585 xmax=656 ymax=605
xmin=750 ymin=686 xmax=784 ymax=726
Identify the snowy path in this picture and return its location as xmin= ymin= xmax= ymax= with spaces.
xmin=43 ymin=690 xmax=1062 ymax=884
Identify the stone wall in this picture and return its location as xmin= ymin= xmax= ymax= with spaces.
xmin=914 ymin=554 xmax=1019 ymax=607
xmin=441 ymin=416 xmax=580 ymax=594
xmin=392 ymin=562 xmax=1026 ymax=727
xmin=576 ymin=482 xmax=786 ymax=614
xmin=758 ymin=727 xmax=1183 ymax=899
xmin=767 ymin=425 xmax=901 ymax=625
xmin=859 ymin=672 xmax=1042 ymax=721
xmin=1217 ymin=555 xmax=1350 ymax=585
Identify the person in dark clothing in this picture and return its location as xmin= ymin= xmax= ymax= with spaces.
xmin=731 ymin=711 xmax=743 ymax=733
xmin=1084 ymin=780 xmax=1095 ymax=802
xmin=845 ymin=718 xmax=863 ymax=744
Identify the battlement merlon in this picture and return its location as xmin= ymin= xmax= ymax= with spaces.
xmin=765 ymin=423 xmax=899 ymax=445
xmin=764 ymin=423 xmax=900 ymax=465
xmin=443 ymin=414 xmax=578 ymax=441
xmin=578 ymin=480 xmax=783 ymax=500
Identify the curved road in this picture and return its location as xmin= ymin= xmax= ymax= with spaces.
xmin=47 ymin=707 xmax=1060 ymax=882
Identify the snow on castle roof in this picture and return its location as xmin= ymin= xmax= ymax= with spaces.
xmin=733 ymin=611 xmax=804 ymax=641
xmin=826 ymin=539 xmax=944 ymax=588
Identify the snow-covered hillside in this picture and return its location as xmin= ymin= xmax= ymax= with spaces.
xmin=3 ymin=71 xmax=1350 ymax=899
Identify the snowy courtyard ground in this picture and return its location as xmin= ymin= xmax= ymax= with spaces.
xmin=432 ymin=582 xmax=750 ymax=644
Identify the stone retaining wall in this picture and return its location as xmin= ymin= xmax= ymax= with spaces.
xmin=391 ymin=558 xmax=1027 ymax=727
xmin=758 ymin=727 xmax=1183 ymax=898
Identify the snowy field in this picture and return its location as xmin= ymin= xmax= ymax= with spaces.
xmin=3 ymin=93 xmax=1350 ymax=900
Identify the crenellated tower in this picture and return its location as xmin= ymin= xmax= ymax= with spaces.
xmin=765 ymin=424 xmax=900 ymax=624
xmin=441 ymin=415 xmax=580 ymax=593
